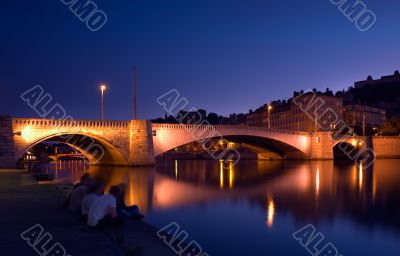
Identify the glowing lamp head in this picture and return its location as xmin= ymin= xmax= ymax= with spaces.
xmin=100 ymin=85 xmax=106 ymax=91
xmin=21 ymin=126 xmax=33 ymax=142
xmin=268 ymin=105 xmax=272 ymax=110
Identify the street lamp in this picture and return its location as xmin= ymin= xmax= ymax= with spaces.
xmin=100 ymin=84 xmax=106 ymax=120
xmin=268 ymin=105 xmax=272 ymax=129
xmin=362 ymin=112 xmax=366 ymax=137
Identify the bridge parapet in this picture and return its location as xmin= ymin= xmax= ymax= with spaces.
xmin=13 ymin=118 xmax=130 ymax=128
xmin=151 ymin=123 xmax=310 ymax=135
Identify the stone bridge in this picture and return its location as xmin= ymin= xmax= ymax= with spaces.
xmin=0 ymin=116 xmax=399 ymax=168
xmin=0 ymin=117 xmax=154 ymax=167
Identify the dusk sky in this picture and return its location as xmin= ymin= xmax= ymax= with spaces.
xmin=1 ymin=0 xmax=399 ymax=120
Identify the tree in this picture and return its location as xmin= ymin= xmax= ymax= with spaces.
xmin=378 ymin=117 xmax=400 ymax=136
xmin=206 ymin=112 xmax=220 ymax=125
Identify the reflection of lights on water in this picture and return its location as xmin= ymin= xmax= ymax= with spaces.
xmin=267 ymin=197 xmax=275 ymax=228
xmin=49 ymin=159 xmax=87 ymax=180
xmin=316 ymin=168 xmax=320 ymax=196
xmin=372 ymin=170 xmax=377 ymax=202
xmin=229 ymin=160 xmax=234 ymax=189
xmin=298 ymin=167 xmax=310 ymax=191
xmin=219 ymin=160 xmax=224 ymax=189
xmin=358 ymin=163 xmax=363 ymax=190
xmin=351 ymin=164 xmax=357 ymax=187
xmin=175 ymin=160 xmax=178 ymax=180
xmin=218 ymin=160 xmax=234 ymax=189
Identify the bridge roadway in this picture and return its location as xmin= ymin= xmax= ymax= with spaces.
xmin=0 ymin=117 xmax=399 ymax=167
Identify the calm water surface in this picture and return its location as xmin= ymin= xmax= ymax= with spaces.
xmin=48 ymin=159 xmax=400 ymax=255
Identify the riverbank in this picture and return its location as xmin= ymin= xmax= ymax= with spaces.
xmin=0 ymin=169 xmax=175 ymax=256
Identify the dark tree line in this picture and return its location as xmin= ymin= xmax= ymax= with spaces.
xmin=152 ymin=109 xmax=245 ymax=125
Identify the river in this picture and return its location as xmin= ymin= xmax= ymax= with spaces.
xmin=46 ymin=159 xmax=400 ymax=255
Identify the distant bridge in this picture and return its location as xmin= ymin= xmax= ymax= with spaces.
xmin=0 ymin=117 xmax=399 ymax=167
xmin=48 ymin=153 xmax=85 ymax=161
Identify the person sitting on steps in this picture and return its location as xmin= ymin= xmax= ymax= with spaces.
xmin=63 ymin=173 xmax=92 ymax=209
xmin=87 ymin=185 xmax=125 ymax=229
xmin=81 ymin=180 xmax=105 ymax=221
xmin=68 ymin=174 xmax=93 ymax=213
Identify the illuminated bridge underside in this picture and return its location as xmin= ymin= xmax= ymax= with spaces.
xmin=152 ymin=124 xmax=313 ymax=159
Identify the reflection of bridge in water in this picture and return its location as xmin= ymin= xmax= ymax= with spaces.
xmin=2 ymin=117 xmax=400 ymax=167
xmin=86 ymin=159 xmax=400 ymax=233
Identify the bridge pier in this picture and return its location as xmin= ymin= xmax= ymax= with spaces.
xmin=310 ymin=132 xmax=334 ymax=160
xmin=129 ymin=120 xmax=155 ymax=166
xmin=0 ymin=117 xmax=17 ymax=168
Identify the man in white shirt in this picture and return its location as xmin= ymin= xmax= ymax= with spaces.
xmin=81 ymin=181 xmax=105 ymax=216
xmin=87 ymin=186 xmax=123 ymax=228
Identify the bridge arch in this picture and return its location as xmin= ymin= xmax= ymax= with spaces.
xmin=152 ymin=124 xmax=312 ymax=159
xmin=333 ymin=142 xmax=358 ymax=160
xmin=332 ymin=136 xmax=375 ymax=166
xmin=16 ymin=132 xmax=129 ymax=165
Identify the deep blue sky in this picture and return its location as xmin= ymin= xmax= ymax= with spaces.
xmin=1 ymin=0 xmax=399 ymax=120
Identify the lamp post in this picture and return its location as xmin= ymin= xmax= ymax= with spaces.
xmin=315 ymin=108 xmax=318 ymax=133
xmin=100 ymin=84 xmax=106 ymax=120
xmin=133 ymin=66 xmax=137 ymax=120
xmin=362 ymin=112 xmax=366 ymax=137
xmin=268 ymin=105 xmax=272 ymax=129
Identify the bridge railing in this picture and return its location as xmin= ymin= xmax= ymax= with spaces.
xmin=151 ymin=123 xmax=310 ymax=135
xmin=372 ymin=136 xmax=400 ymax=139
xmin=13 ymin=118 xmax=130 ymax=128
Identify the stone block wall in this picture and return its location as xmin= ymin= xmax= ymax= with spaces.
xmin=129 ymin=120 xmax=155 ymax=166
xmin=310 ymin=132 xmax=334 ymax=159
xmin=372 ymin=137 xmax=400 ymax=158
xmin=0 ymin=117 xmax=16 ymax=168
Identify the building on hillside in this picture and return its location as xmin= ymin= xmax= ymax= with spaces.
xmin=343 ymin=105 xmax=386 ymax=133
xmin=354 ymin=70 xmax=400 ymax=89
xmin=270 ymin=92 xmax=343 ymax=132
xmin=220 ymin=113 xmax=247 ymax=125
xmin=345 ymin=71 xmax=400 ymax=118
xmin=245 ymin=105 xmax=268 ymax=127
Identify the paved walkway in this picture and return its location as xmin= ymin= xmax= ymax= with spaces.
xmin=0 ymin=170 xmax=176 ymax=256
